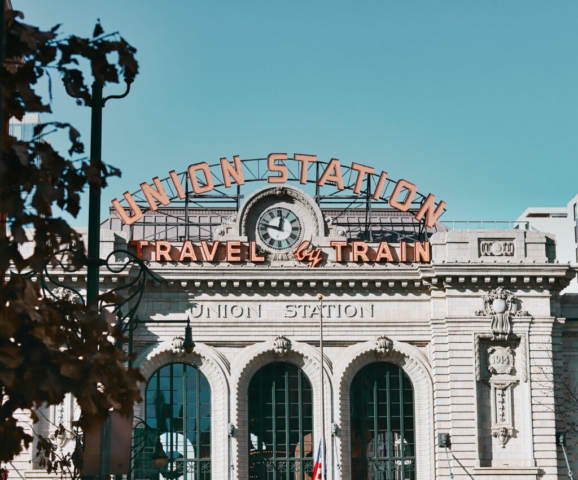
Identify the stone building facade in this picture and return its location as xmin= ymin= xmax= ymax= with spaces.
xmin=13 ymin=183 xmax=578 ymax=480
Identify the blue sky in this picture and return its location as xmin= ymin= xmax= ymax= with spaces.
xmin=20 ymin=0 xmax=578 ymax=225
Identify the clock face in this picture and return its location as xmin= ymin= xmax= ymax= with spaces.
xmin=257 ymin=206 xmax=302 ymax=251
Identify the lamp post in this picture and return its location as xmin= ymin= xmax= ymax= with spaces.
xmin=81 ymin=78 xmax=133 ymax=306
xmin=65 ymin=79 xmax=133 ymax=480
xmin=318 ymin=294 xmax=326 ymax=479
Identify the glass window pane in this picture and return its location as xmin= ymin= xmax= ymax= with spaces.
xmin=143 ymin=362 xmax=211 ymax=479
xmin=248 ymin=362 xmax=313 ymax=478
xmin=350 ymin=362 xmax=416 ymax=480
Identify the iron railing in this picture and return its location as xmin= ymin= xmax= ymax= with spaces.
xmin=442 ymin=220 xmax=537 ymax=231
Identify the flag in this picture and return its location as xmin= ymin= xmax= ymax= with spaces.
xmin=312 ymin=439 xmax=324 ymax=480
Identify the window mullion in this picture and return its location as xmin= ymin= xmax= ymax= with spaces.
xmin=386 ymin=367 xmax=393 ymax=479
xmin=400 ymin=368 xmax=406 ymax=478
xmin=272 ymin=364 xmax=277 ymax=478
xmin=197 ymin=366 xmax=202 ymax=475
xmin=170 ymin=364 xmax=174 ymax=474
xmin=285 ymin=366 xmax=290 ymax=480
xmin=183 ymin=367 xmax=187 ymax=469
xmin=298 ymin=368 xmax=303 ymax=480
xmin=373 ymin=366 xmax=378 ymax=469
xmin=259 ymin=366 xmax=265 ymax=475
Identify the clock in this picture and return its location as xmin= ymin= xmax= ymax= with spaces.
xmin=257 ymin=206 xmax=302 ymax=251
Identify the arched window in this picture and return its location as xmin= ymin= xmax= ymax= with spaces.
xmin=144 ymin=363 xmax=211 ymax=480
xmin=350 ymin=362 xmax=415 ymax=480
xmin=248 ymin=362 xmax=314 ymax=479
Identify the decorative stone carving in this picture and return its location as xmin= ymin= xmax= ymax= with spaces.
xmin=480 ymin=239 xmax=515 ymax=256
xmin=487 ymin=346 xmax=515 ymax=375
xmin=475 ymin=287 xmax=529 ymax=340
xmin=496 ymin=387 xmax=508 ymax=423
xmin=475 ymin=333 xmax=527 ymax=382
xmin=331 ymin=423 xmax=340 ymax=437
xmin=273 ymin=336 xmax=291 ymax=355
xmin=171 ymin=336 xmax=187 ymax=356
xmin=489 ymin=380 xmax=515 ymax=446
xmin=492 ymin=427 xmax=511 ymax=448
xmin=375 ymin=336 xmax=393 ymax=354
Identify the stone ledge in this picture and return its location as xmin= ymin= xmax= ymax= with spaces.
xmin=473 ymin=466 xmax=541 ymax=478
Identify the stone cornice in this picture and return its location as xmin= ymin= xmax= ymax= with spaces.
xmin=27 ymin=261 xmax=575 ymax=292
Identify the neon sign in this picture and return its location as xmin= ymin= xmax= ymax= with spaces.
xmin=112 ymin=153 xmax=446 ymax=228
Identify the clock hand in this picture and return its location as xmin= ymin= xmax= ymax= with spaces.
xmin=262 ymin=222 xmax=283 ymax=231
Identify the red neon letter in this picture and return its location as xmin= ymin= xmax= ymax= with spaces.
xmin=155 ymin=241 xmax=172 ymax=262
xmin=350 ymin=163 xmax=375 ymax=194
xmin=375 ymin=242 xmax=393 ymax=262
xmin=414 ymin=194 xmax=446 ymax=228
xmin=318 ymin=158 xmax=345 ymax=190
xmin=352 ymin=241 xmax=370 ymax=262
xmin=129 ymin=240 xmax=149 ymax=259
xmin=140 ymin=177 xmax=171 ymax=211
xmin=250 ymin=241 xmax=265 ymax=262
xmin=330 ymin=241 xmax=348 ymax=262
xmin=294 ymin=153 xmax=317 ymax=184
xmin=220 ymin=156 xmax=245 ymax=188
xmin=200 ymin=241 xmax=220 ymax=262
xmin=371 ymin=171 xmax=388 ymax=200
xmin=267 ymin=153 xmax=288 ymax=183
xmin=188 ymin=162 xmax=214 ymax=194
xmin=226 ymin=241 xmax=242 ymax=262
xmin=111 ymin=192 xmax=143 ymax=226
xmin=389 ymin=180 xmax=417 ymax=212
xmin=178 ymin=241 xmax=198 ymax=261
xmin=413 ymin=242 xmax=431 ymax=262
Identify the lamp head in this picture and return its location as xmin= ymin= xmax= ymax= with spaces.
xmin=183 ymin=316 xmax=195 ymax=354
xmin=152 ymin=438 xmax=168 ymax=468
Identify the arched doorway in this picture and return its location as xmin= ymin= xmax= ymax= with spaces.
xmin=350 ymin=362 xmax=415 ymax=480
xmin=248 ymin=362 xmax=314 ymax=480
xmin=144 ymin=363 xmax=212 ymax=480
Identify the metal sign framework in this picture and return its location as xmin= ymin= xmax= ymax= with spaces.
xmin=113 ymin=157 xmax=446 ymax=243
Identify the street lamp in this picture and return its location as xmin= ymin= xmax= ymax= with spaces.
xmin=65 ymin=77 xmax=134 ymax=306
xmin=64 ymin=78 xmax=134 ymax=479
xmin=183 ymin=316 xmax=195 ymax=354
xmin=151 ymin=438 xmax=168 ymax=468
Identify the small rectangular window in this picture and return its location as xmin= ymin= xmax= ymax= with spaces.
xmin=574 ymin=203 xmax=578 ymax=220
xmin=551 ymin=213 xmax=568 ymax=218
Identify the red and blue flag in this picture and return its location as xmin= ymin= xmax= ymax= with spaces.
xmin=312 ymin=439 xmax=324 ymax=480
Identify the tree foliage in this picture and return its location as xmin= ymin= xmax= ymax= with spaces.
xmin=0 ymin=9 xmax=143 ymax=462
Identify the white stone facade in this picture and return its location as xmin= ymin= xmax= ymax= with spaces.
xmin=12 ymin=185 xmax=578 ymax=480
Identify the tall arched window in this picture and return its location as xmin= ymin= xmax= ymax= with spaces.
xmin=144 ymin=363 xmax=211 ymax=480
xmin=248 ymin=362 xmax=314 ymax=479
xmin=350 ymin=362 xmax=415 ymax=480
